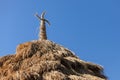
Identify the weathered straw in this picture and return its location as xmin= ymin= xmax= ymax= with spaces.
xmin=0 ymin=40 xmax=107 ymax=80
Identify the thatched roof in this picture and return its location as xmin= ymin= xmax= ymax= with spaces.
xmin=0 ymin=40 xmax=107 ymax=80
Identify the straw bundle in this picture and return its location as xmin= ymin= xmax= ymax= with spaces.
xmin=0 ymin=40 xmax=107 ymax=80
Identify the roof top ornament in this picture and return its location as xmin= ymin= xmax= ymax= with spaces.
xmin=35 ymin=11 xmax=50 ymax=40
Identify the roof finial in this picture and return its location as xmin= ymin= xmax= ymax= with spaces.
xmin=35 ymin=11 xmax=50 ymax=40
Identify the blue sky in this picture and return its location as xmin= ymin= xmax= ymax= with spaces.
xmin=0 ymin=0 xmax=120 ymax=80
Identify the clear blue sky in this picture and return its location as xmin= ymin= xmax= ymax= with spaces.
xmin=0 ymin=0 xmax=120 ymax=80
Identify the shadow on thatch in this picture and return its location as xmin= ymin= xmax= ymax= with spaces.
xmin=0 ymin=40 xmax=107 ymax=80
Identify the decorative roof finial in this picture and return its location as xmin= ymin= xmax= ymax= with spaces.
xmin=35 ymin=11 xmax=50 ymax=40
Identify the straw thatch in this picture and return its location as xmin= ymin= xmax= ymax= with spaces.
xmin=0 ymin=40 xmax=107 ymax=80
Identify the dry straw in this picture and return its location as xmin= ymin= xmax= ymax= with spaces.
xmin=0 ymin=40 xmax=107 ymax=80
